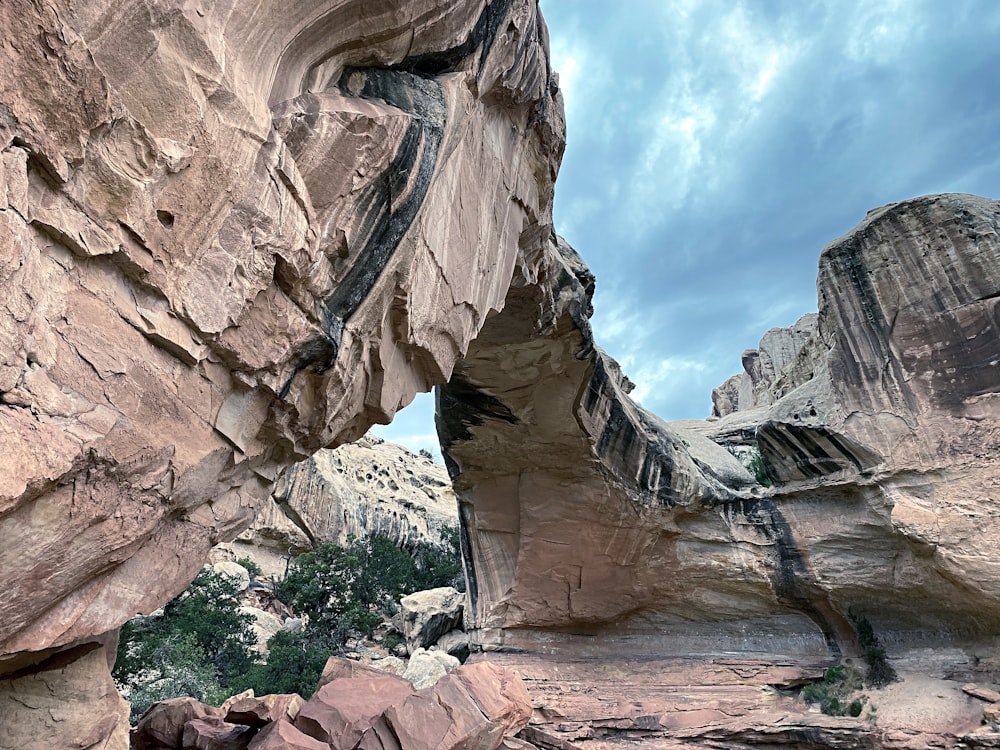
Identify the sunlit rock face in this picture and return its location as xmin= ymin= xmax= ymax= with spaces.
xmin=0 ymin=0 xmax=562 ymax=741
xmin=442 ymin=194 xmax=1000 ymax=663
xmin=242 ymin=435 xmax=458 ymax=554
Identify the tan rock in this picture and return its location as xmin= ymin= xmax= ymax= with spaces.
xmin=401 ymin=587 xmax=465 ymax=653
xmin=0 ymin=640 xmax=130 ymax=750
xmin=965 ymin=684 xmax=1000 ymax=704
xmin=403 ymin=648 xmax=460 ymax=690
xmin=248 ymin=436 xmax=459 ymax=554
xmin=711 ymin=312 xmax=818 ymax=417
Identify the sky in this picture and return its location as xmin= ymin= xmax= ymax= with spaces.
xmin=373 ymin=0 xmax=1000 ymax=459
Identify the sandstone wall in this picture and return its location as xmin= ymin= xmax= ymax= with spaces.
xmin=0 ymin=1 xmax=563 ymax=746
xmin=443 ymin=194 xmax=1000 ymax=665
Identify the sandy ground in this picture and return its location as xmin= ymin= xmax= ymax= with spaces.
xmin=865 ymin=672 xmax=986 ymax=735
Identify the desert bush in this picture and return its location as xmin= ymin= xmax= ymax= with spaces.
xmin=114 ymin=570 xmax=254 ymax=722
xmin=849 ymin=611 xmax=898 ymax=687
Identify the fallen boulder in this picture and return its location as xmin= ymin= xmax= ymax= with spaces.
xmin=401 ymin=587 xmax=464 ymax=653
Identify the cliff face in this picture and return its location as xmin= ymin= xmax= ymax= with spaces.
xmin=3 ymin=0 xmax=1000 ymax=746
xmin=0 ymin=0 xmax=561 ymax=746
xmin=443 ymin=194 xmax=1000 ymax=661
xmin=244 ymin=435 xmax=458 ymax=554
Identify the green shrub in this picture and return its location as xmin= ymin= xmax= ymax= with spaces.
xmin=799 ymin=664 xmax=866 ymax=717
xmin=229 ymin=630 xmax=329 ymax=697
xmin=114 ymin=570 xmax=255 ymax=722
xmin=116 ymin=529 xmax=466 ymax=711
xmin=849 ymin=611 xmax=898 ymax=687
xmin=742 ymin=446 xmax=772 ymax=486
xmin=235 ymin=556 xmax=262 ymax=578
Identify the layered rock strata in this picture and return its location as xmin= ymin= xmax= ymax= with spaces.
xmin=0 ymin=0 xmax=562 ymax=746
xmin=441 ymin=194 xmax=1000 ymax=667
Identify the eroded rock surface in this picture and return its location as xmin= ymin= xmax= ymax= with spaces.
xmin=246 ymin=435 xmax=458 ymax=554
xmin=0 ymin=0 xmax=562 ymax=745
xmin=441 ymin=195 xmax=1000 ymax=713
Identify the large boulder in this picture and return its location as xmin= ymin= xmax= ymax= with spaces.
xmin=132 ymin=697 xmax=222 ymax=750
xmin=294 ymin=675 xmax=415 ymax=748
xmin=181 ymin=717 xmax=256 ymax=750
xmin=401 ymin=586 xmax=465 ymax=652
xmin=403 ymin=648 xmax=461 ymax=690
xmin=224 ymin=693 xmax=304 ymax=728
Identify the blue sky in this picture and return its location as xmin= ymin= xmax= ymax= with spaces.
xmin=374 ymin=0 xmax=1000 ymax=458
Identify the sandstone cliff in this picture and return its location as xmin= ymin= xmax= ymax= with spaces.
xmin=0 ymin=1 xmax=562 ymax=746
xmin=236 ymin=435 xmax=457 ymax=556
xmin=440 ymin=193 xmax=1000 ymax=746
xmin=2 ymin=0 xmax=1000 ymax=747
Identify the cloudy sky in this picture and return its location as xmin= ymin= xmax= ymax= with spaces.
xmin=374 ymin=0 xmax=1000 ymax=457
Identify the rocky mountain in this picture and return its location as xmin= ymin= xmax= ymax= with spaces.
xmin=1 ymin=0 xmax=999 ymax=748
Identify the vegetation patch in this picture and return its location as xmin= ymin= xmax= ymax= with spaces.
xmin=115 ymin=528 xmax=464 ymax=719
xmin=800 ymin=665 xmax=867 ymax=717
xmin=849 ymin=611 xmax=898 ymax=687
xmin=742 ymin=445 xmax=772 ymax=486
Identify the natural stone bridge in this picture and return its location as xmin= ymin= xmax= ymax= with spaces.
xmin=1 ymin=1 xmax=998 ymax=747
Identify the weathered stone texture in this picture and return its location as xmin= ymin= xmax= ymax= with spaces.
xmin=247 ymin=435 xmax=458 ymax=554
xmin=444 ymin=195 xmax=1000 ymax=667
xmin=0 ymin=0 xmax=562 ymax=742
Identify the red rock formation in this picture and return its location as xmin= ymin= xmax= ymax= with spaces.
xmin=0 ymin=0 xmax=563 ymax=745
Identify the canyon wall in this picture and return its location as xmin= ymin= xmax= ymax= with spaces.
xmin=0 ymin=1 xmax=562 ymax=746
xmin=443 ymin=194 xmax=1000 ymax=665
xmin=2 ymin=0 xmax=999 ymax=746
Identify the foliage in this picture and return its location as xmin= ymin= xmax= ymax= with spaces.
xmin=800 ymin=665 xmax=867 ymax=717
xmin=116 ymin=529 xmax=466 ymax=713
xmin=418 ymin=448 xmax=434 ymax=460
xmin=114 ymin=570 xmax=254 ymax=722
xmin=849 ymin=611 xmax=898 ymax=687
xmin=276 ymin=529 xmax=464 ymax=649
xmin=229 ymin=630 xmax=329 ymax=697
xmin=236 ymin=556 xmax=262 ymax=578
xmin=743 ymin=445 xmax=772 ymax=486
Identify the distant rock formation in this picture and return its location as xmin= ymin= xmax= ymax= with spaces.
xmin=711 ymin=312 xmax=818 ymax=417
xmin=240 ymin=435 xmax=458 ymax=554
